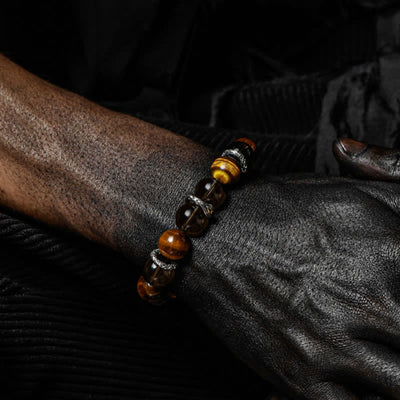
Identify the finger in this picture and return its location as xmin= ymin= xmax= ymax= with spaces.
xmin=306 ymin=381 xmax=359 ymax=399
xmin=332 ymin=138 xmax=400 ymax=181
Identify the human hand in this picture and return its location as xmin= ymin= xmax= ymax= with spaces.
xmin=171 ymin=168 xmax=400 ymax=400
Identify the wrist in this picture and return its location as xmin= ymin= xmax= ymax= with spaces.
xmin=133 ymin=137 xmax=257 ymax=305
xmin=0 ymin=55 xmax=218 ymax=268
xmin=108 ymin=121 xmax=216 ymax=265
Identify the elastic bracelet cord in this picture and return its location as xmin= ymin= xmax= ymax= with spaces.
xmin=137 ymin=137 xmax=257 ymax=305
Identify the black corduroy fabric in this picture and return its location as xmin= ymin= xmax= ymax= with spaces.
xmin=0 ymin=208 xmax=271 ymax=400
xmin=140 ymin=117 xmax=316 ymax=175
xmin=211 ymin=75 xmax=328 ymax=136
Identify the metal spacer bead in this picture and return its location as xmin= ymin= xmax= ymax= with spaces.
xmin=150 ymin=249 xmax=177 ymax=271
xmin=221 ymin=148 xmax=248 ymax=173
xmin=186 ymin=194 xmax=215 ymax=218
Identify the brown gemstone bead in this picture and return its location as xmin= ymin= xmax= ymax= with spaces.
xmin=210 ymin=156 xmax=241 ymax=185
xmin=158 ymin=229 xmax=190 ymax=260
xmin=143 ymin=257 xmax=175 ymax=288
xmin=234 ymin=137 xmax=256 ymax=152
xmin=176 ymin=202 xmax=209 ymax=237
xmin=194 ymin=177 xmax=226 ymax=209
xmin=137 ymin=276 xmax=168 ymax=306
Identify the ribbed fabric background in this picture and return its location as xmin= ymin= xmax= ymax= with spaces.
xmin=214 ymin=76 xmax=328 ymax=136
xmin=0 ymin=207 xmax=272 ymax=400
xmin=143 ymin=118 xmax=317 ymax=174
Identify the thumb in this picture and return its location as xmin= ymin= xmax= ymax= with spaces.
xmin=332 ymin=138 xmax=400 ymax=182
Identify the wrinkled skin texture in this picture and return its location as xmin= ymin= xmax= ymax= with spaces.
xmin=170 ymin=173 xmax=400 ymax=400
xmin=2 ymin=56 xmax=400 ymax=399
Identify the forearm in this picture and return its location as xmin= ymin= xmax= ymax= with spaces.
xmin=0 ymin=55 xmax=215 ymax=262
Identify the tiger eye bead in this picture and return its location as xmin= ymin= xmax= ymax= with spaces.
xmin=158 ymin=229 xmax=190 ymax=260
xmin=176 ymin=202 xmax=209 ymax=237
xmin=235 ymin=137 xmax=257 ymax=152
xmin=143 ymin=257 xmax=175 ymax=288
xmin=137 ymin=276 xmax=168 ymax=306
xmin=194 ymin=178 xmax=226 ymax=209
xmin=210 ymin=156 xmax=241 ymax=185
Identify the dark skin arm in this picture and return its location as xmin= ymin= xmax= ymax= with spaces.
xmin=2 ymin=55 xmax=400 ymax=399
xmin=0 ymin=54 xmax=214 ymax=261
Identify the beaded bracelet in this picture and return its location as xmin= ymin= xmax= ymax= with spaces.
xmin=137 ymin=137 xmax=257 ymax=305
